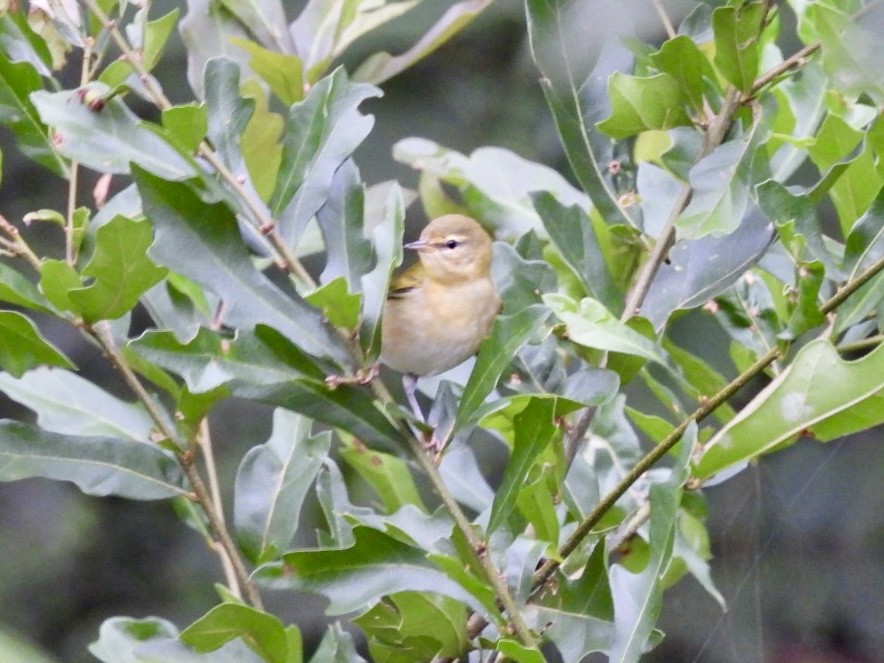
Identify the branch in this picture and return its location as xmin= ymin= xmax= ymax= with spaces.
xmin=532 ymin=253 xmax=884 ymax=594
xmin=89 ymin=322 xmax=265 ymax=611
xmin=81 ymin=0 xmax=316 ymax=289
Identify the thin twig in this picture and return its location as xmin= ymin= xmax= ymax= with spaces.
xmin=746 ymin=42 xmax=820 ymax=97
xmin=651 ymin=0 xmax=677 ymax=39
xmin=90 ymin=322 xmax=264 ymax=609
xmin=836 ymin=334 xmax=884 ymax=354
xmin=197 ymin=419 xmax=226 ymax=523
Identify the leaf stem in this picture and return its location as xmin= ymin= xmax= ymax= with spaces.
xmin=532 ymin=252 xmax=884 ymax=594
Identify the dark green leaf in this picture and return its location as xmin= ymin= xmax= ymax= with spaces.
xmin=68 ymin=215 xmax=168 ymax=322
xmin=454 ymin=305 xmax=551 ymax=429
xmin=438 ymin=443 xmax=494 ymax=513
xmin=0 ymin=367 xmax=153 ymax=440
xmin=0 ymin=311 xmax=74 ymax=377
xmin=134 ymin=167 xmax=350 ymax=366
xmin=31 ymin=84 xmax=195 ymax=179
xmin=0 ymin=262 xmax=51 ymax=312
xmin=180 ymin=604 xmax=293 ymax=663
xmin=0 ymin=12 xmax=53 ymax=76
xmin=712 ymin=2 xmax=765 ymax=92
xmin=218 ymin=0 xmax=293 ymax=53
xmin=516 ymin=464 xmax=560 ymax=546
xmin=0 ymin=420 xmax=186 ymax=500
xmin=204 ymin=58 xmax=255 ymax=186
xmin=695 ymin=341 xmax=884 ymax=480
xmin=235 ymin=409 xmax=332 ymax=564
xmin=488 ymin=398 xmax=557 ymax=534
xmin=255 ymin=527 xmax=488 ymax=616
xmin=597 ymin=72 xmax=692 ymax=139
xmin=0 ymin=54 xmax=67 ymax=176
xmin=270 ymin=68 xmax=380 ymax=248
xmin=533 ymin=191 xmax=619 ymax=312
xmin=782 ymin=261 xmax=825 ymax=339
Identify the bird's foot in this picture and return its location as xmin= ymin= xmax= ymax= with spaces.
xmin=324 ymin=362 xmax=380 ymax=390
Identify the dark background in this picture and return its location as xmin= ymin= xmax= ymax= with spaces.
xmin=0 ymin=1 xmax=881 ymax=661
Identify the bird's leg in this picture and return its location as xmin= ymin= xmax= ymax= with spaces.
xmin=402 ymin=373 xmax=424 ymax=423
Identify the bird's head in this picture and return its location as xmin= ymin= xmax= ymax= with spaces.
xmin=405 ymin=214 xmax=494 ymax=284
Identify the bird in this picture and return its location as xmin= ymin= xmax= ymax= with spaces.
xmin=381 ymin=214 xmax=500 ymax=423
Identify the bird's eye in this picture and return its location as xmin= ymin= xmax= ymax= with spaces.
xmin=445 ymin=239 xmax=458 ymax=249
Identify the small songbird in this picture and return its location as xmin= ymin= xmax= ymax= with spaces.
xmin=381 ymin=214 xmax=500 ymax=420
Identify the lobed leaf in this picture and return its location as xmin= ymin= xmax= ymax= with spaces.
xmin=695 ymin=341 xmax=884 ymax=480
xmin=180 ymin=604 xmax=296 ymax=663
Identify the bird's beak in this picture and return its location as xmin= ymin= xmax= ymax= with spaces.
xmin=404 ymin=239 xmax=430 ymax=251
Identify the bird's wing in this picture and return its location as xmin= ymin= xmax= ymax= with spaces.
xmin=387 ymin=261 xmax=425 ymax=300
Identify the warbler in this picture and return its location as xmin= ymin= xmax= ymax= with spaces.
xmin=381 ymin=214 xmax=500 ymax=418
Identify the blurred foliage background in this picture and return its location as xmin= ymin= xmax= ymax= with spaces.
xmin=0 ymin=1 xmax=881 ymax=661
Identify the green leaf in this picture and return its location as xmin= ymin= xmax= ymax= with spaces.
xmin=0 ymin=311 xmax=74 ymax=377
xmin=141 ymin=8 xmax=181 ymax=71
xmin=695 ymin=341 xmax=884 ymax=480
xmin=360 ymin=182 xmax=404 ymax=361
xmin=0 ymin=367 xmax=154 ymax=441
xmin=31 ymin=84 xmax=195 ymax=179
xmin=352 ymin=0 xmax=493 ymax=84
xmin=808 ymin=3 xmax=884 ymax=105
xmin=0 ymin=262 xmax=51 ymax=312
xmin=597 ymin=72 xmax=692 ymax=139
xmin=231 ymin=38 xmax=305 ymax=106
xmin=256 ymin=527 xmax=489 ymax=616
xmin=0 ymin=53 xmax=67 ymax=176
xmin=180 ymin=604 xmax=294 ymax=663
xmin=650 ymin=35 xmax=711 ymax=116
xmin=488 ymin=398 xmax=557 ymax=534
xmin=608 ymin=423 xmax=694 ymax=661
xmin=495 ymin=640 xmax=545 ymax=663
xmin=537 ymin=542 xmax=614 ymax=660
xmin=241 ymin=80 xmax=285 ymax=203
xmin=641 ymin=207 xmax=774 ymax=328
xmin=711 ymin=2 xmax=765 ymax=92
xmin=305 ymin=277 xmax=361 ymax=331
xmin=0 ymin=420 xmax=186 ymax=500
xmin=454 ymin=305 xmax=552 ymax=429
xmin=310 ymin=623 xmax=365 ymax=663
xmin=516 ymin=464 xmax=560 ymax=546
xmin=438 ymin=443 xmax=494 ymax=513
xmin=235 ymin=409 xmax=332 ymax=564
xmin=89 ymin=617 xmax=180 ymax=663
xmin=340 ymin=437 xmax=425 ymax=513
xmin=675 ymin=122 xmax=768 ymax=240
xmin=532 ymin=191 xmax=619 ymax=313
xmin=67 ymin=215 xmax=168 ymax=322
xmin=545 ymin=294 xmax=667 ymax=365
xmin=38 ymin=259 xmax=82 ymax=312
xmin=0 ymin=11 xmax=54 ymax=76
xmin=525 ymin=1 xmax=635 ymax=226
xmin=354 ymin=592 xmax=467 ymax=663
xmin=316 ymin=159 xmax=374 ymax=290
xmin=270 ymin=68 xmax=380 ymax=249
xmin=134 ymin=167 xmax=350 ymax=366
xmin=162 ymin=103 xmax=208 ymax=153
